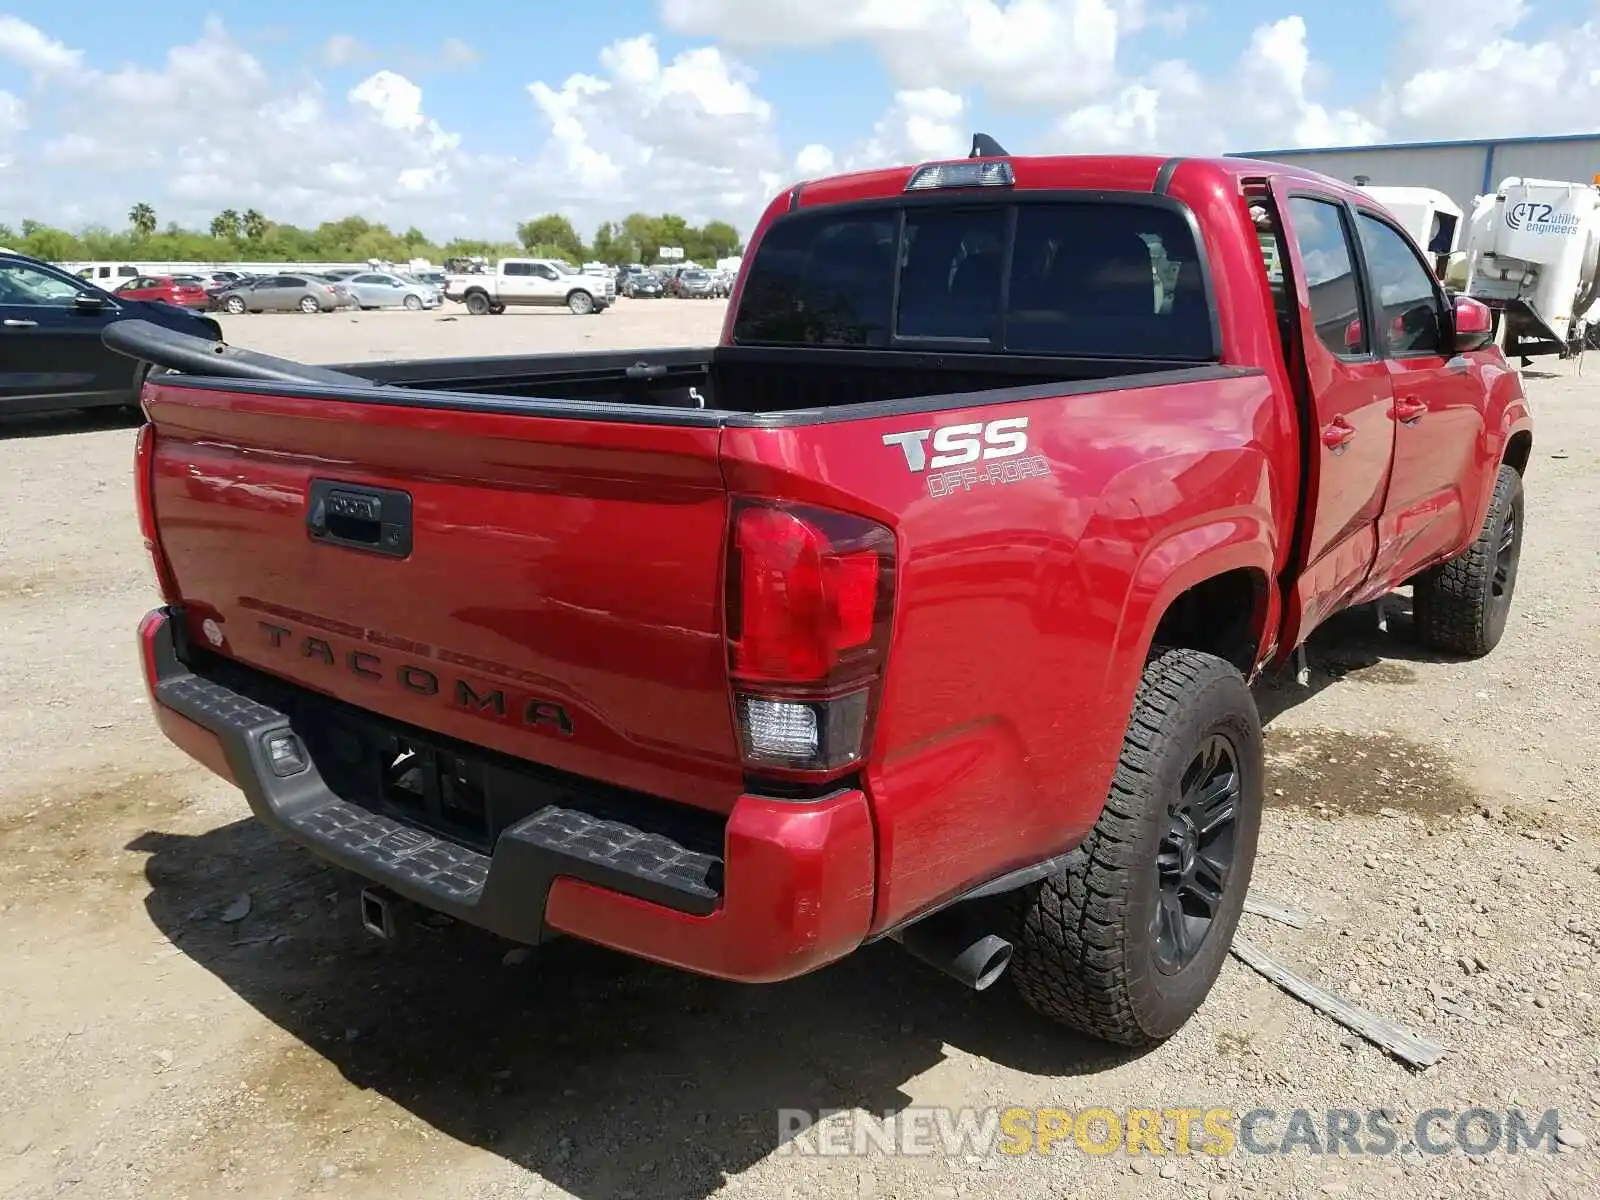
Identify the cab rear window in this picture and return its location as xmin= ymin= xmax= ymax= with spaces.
xmin=732 ymin=199 xmax=1215 ymax=360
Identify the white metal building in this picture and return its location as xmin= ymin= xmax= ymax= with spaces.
xmin=1232 ymin=132 xmax=1600 ymax=212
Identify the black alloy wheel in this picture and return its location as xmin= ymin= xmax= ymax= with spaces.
xmin=1151 ymin=733 xmax=1240 ymax=973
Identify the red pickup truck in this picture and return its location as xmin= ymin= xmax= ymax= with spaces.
xmin=116 ymin=147 xmax=1531 ymax=1047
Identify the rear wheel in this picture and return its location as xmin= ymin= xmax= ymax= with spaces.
xmin=298 ymin=296 xmax=320 ymax=314
xmin=1007 ymin=648 xmax=1263 ymax=1046
xmin=1412 ymin=463 xmax=1524 ymax=657
xmin=567 ymin=290 xmax=594 ymax=316
xmin=465 ymin=291 xmax=491 ymax=316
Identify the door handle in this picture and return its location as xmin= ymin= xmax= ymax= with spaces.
xmin=2 ymin=318 xmax=38 ymax=327
xmin=1321 ymin=418 xmax=1357 ymax=454
xmin=1393 ymin=396 xmax=1428 ymax=425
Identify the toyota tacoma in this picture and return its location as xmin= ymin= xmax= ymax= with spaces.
xmin=114 ymin=142 xmax=1531 ymax=1045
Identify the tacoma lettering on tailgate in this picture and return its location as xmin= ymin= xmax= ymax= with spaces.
xmin=249 ymin=613 xmax=574 ymax=736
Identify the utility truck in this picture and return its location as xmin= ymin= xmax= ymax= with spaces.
xmin=1456 ymin=176 xmax=1600 ymax=358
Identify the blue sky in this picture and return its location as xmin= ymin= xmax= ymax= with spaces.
xmin=1 ymin=1 xmax=1595 ymax=238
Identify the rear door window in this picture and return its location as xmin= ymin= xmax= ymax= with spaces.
xmin=1286 ymin=197 xmax=1369 ymax=358
xmin=733 ymin=200 xmax=1213 ymax=359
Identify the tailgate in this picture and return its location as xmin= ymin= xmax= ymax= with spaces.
xmin=144 ymin=380 xmax=743 ymax=813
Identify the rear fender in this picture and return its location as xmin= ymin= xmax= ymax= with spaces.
xmin=1108 ymin=514 xmax=1278 ymax=691
xmin=1463 ymin=359 xmax=1533 ymax=541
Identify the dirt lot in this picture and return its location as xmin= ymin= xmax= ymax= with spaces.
xmin=1 ymin=301 xmax=1597 ymax=1200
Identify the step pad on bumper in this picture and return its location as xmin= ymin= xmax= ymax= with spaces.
xmin=153 ymin=668 xmax=724 ymax=921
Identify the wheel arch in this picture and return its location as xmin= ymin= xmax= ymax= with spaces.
xmin=1149 ymin=567 xmax=1274 ymax=676
xmin=1502 ymin=427 xmax=1533 ymax=476
xmin=1111 ymin=522 xmax=1280 ymax=686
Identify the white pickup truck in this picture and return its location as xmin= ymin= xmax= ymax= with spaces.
xmin=444 ymin=257 xmax=615 ymax=316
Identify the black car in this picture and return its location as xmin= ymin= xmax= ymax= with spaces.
xmin=0 ymin=250 xmax=223 ymax=417
xmin=627 ymin=272 xmax=664 ymax=298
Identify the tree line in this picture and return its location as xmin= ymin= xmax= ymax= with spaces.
xmin=0 ymin=203 xmax=743 ymax=266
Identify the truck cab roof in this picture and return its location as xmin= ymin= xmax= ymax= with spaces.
xmin=783 ymin=153 xmax=1383 ymax=212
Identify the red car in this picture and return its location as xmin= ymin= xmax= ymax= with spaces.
xmin=116 ymin=274 xmax=210 ymax=309
xmin=119 ymin=143 xmax=1531 ymax=1047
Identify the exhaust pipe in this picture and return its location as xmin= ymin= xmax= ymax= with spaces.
xmin=359 ymin=885 xmax=398 ymax=941
xmin=893 ymin=903 xmax=1013 ymax=991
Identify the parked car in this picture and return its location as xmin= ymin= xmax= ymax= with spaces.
xmin=201 ymin=272 xmax=248 ymax=305
xmin=116 ymin=274 xmax=211 ymax=309
xmin=213 ymin=274 xmax=346 ymax=314
xmin=0 ymin=249 xmax=219 ymax=416
xmin=342 ymin=272 xmax=442 ymax=311
xmin=117 ymin=150 xmax=1531 ymax=1048
xmin=443 ymin=258 xmax=613 ymax=315
xmin=676 ymin=268 xmax=717 ymax=298
xmin=624 ymin=271 xmax=664 ymax=298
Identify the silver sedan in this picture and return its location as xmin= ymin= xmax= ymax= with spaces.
xmin=214 ymin=274 xmax=347 ymax=314
xmin=342 ymin=272 xmax=443 ymax=311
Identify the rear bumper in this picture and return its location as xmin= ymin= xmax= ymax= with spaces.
xmin=137 ymin=608 xmax=876 ymax=982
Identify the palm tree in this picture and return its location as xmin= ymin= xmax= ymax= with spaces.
xmin=210 ymin=209 xmax=241 ymax=241
xmin=128 ymin=202 xmax=157 ymax=239
xmin=242 ymin=208 xmax=268 ymax=242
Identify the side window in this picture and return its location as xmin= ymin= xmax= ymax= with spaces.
xmin=0 ymin=261 xmax=88 ymax=306
xmin=1356 ymin=213 xmax=1446 ymax=355
xmin=279 ymin=276 xmax=306 ymax=288
xmin=1286 ymin=197 xmax=1367 ymax=358
xmin=503 ymin=262 xmax=533 ymax=277
xmin=533 ymin=265 xmax=560 ymax=280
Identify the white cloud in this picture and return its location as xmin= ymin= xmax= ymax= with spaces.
xmin=1377 ymin=0 xmax=1600 ymax=139
xmin=1051 ymin=17 xmax=1378 ymax=153
xmin=0 ymin=14 xmax=81 ymax=74
xmin=0 ymin=18 xmax=791 ymax=238
xmin=660 ymin=0 xmax=1123 ymax=106
xmin=524 ymin=34 xmax=784 ymax=222
xmin=846 ymin=88 xmax=970 ymax=168
xmin=4 ymin=4 xmax=1600 ymax=246
xmin=349 ymin=69 xmax=460 ymax=152
xmin=0 ymin=91 xmax=25 ymax=138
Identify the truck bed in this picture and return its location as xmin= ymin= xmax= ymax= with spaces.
xmin=332 ymin=345 xmax=1236 ymax=420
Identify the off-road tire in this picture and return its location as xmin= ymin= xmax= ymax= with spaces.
xmin=1412 ymin=463 xmax=1523 ymax=657
xmin=567 ymin=290 xmax=595 ymax=316
xmin=1006 ymin=647 xmax=1263 ymax=1047
xmin=465 ymin=291 xmax=491 ymax=316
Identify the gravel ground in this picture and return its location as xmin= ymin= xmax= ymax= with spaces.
xmin=1 ymin=302 xmax=1596 ymax=1200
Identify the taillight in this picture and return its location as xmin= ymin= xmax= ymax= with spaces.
xmin=726 ymin=500 xmax=895 ymax=781
xmin=134 ymin=422 xmax=181 ymax=604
